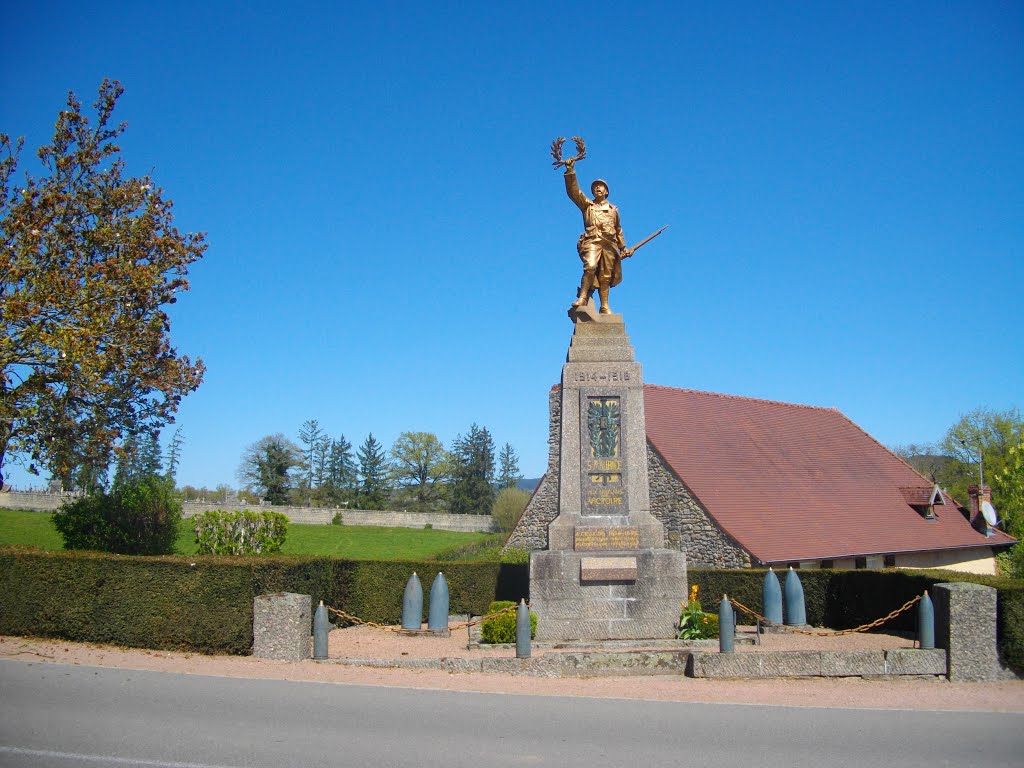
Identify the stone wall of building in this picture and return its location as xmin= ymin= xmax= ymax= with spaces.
xmin=646 ymin=447 xmax=751 ymax=568
xmin=505 ymin=387 xmax=753 ymax=568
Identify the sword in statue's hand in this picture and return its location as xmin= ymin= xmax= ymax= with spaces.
xmin=622 ymin=225 xmax=668 ymax=258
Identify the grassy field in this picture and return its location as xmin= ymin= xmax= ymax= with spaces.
xmin=0 ymin=508 xmax=494 ymax=560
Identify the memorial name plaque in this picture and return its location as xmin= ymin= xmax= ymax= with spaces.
xmin=581 ymin=394 xmax=628 ymax=515
xmin=574 ymin=526 xmax=640 ymax=551
xmin=580 ymin=556 xmax=638 ymax=583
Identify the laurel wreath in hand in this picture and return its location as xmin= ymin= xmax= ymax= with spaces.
xmin=550 ymin=136 xmax=587 ymax=169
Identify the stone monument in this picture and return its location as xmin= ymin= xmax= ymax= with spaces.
xmin=529 ymin=139 xmax=686 ymax=641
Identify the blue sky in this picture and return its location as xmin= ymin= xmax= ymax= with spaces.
xmin=3 ymin=2 xmax=1022 ymax=490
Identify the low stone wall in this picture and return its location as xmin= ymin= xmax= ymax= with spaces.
xmin=182 ymin=504 xmax=497 ymax=532
xmin=688 ymin=648 xmax=947 ymax=678
xmin=0 ymin=491 xmax=74 ymax=511
xmin=0 ymin=492 xmax=498 ymax=533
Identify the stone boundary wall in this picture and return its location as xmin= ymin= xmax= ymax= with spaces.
xmin=0 ymin=492 xmax=497 ymax=533
xmin=0 ymin=492 xmax=74 ymax=511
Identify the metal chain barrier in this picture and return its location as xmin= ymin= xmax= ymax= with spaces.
xmin=324 ymin=603 xmax=519 ymax=633
xmin=728 ymin=594 xmax=921 ymax=637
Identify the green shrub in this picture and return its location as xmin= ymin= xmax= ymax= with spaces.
xmin=480 ymin=599 xmax=536 ymax=643
xmin=331 ymin=512 xmax=343 ymax=526
xmin=52 ymin=476 xmax=181 ymax=555
xmin=193 ymin=510 xmax=288 ymax=555
xmin=423 ymin=523 xmax=432 ymax=530
xmin=500 ymin=546 xmax=530 ymax=564
xmin=491 ymin=487 xmax=531 ymax=532
xmin=434 ymin=533 xmax=506 ymax=561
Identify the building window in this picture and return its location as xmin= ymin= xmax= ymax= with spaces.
xmin=884 ymin=555 xmax=896 ymax=567
xmin=820 ymin=560 xmax=834 ymax=569
xmin=787 ymin=562 xmax=800 ymax=569
xmin=855 ymin=557 xmax=867 ymax=569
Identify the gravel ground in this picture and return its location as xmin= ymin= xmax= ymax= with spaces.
xmin=3 ymin=628 xmax=1023 ymax=713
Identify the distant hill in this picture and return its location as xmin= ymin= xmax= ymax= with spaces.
xmin=900 ymin=453 xmax=956 ymax=483
xmin=516 ymin=477 xmax=542 ymax=492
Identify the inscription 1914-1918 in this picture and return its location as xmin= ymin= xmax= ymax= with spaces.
xmin=571 ymin=370 xmax=632 ymax=384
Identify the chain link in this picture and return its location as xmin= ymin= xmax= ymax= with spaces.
xmin=324 ymin=603 xmax=520 ymax=633
xmin=727 ymin=594 xmax=922 ymax=637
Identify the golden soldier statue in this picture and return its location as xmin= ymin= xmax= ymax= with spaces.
xmin=551 ymin=137 xmax=664 ymax=315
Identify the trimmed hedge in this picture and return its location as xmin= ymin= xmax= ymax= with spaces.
xmin=0 ymin=547 xmax=528 ymax=654
xmin=1 ymin=546 xmax=1020 ymax=668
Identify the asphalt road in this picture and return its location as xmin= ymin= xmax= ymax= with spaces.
xmin=1 ymin=659 xmax=1021 ymax=768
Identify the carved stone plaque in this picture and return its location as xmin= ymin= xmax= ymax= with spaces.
xmin=580 ymin=391 xmax=627 ymax=515
xmin=574 ymin=526 xmax=639 ymax=551
xmin=580 ymin=556 xmax=638 ymax=583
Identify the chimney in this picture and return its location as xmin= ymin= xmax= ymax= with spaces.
xmin=968 ymin=484 xmax=993 ymax=535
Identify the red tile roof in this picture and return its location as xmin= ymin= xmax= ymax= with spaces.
xmin=643 ymin=384 xmax=1015 ymax=563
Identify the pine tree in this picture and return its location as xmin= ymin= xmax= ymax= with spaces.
xmin=357 ymin=433 xmax=391 ymax=510
xmin=298 ymin=419 xmax=327 ymax=503
xmin=113 ymin=430 xmax=163 ymax=486
xmin=497 ymin=442 xmax=522 ymax=489
xmin=164 ymin=428 xmax=184 ymax=484
xmin=449 ymin=423 xmax=496 ymax=515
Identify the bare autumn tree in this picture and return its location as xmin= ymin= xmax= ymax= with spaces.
xmin=0 ymin=80 xmax=205 ymax=489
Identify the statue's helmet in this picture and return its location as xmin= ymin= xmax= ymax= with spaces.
xmin=591 ymin=179 xmax=609 ymax=195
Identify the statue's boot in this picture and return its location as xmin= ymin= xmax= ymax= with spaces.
xmin=599 ymin=287 xmax=612 ymax=314
xmin=571 ymin=275 xmax=594 ymax=308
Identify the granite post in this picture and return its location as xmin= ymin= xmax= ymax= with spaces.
xmin=933 ymin=582 xmax=998 ymax=682
xmin=253 ymin=592 xmax=312 ymax=661
xmin=529 ymin=305 xmax=687 ymax=641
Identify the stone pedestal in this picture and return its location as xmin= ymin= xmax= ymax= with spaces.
xmin=933 ymin=582 xmax=999 ymax=681
xmin=253 ymin=592 xmax=311 ymax=661
xmin=530 ymin=308 xmax=687 ymax=641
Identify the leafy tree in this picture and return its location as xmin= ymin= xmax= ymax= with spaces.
xmin=52 ymin=474 xmax=181 ymax=555
xmin=449 ymin=423 xmax=496 ymax=515
xmin=0 ymin=80 xmax=205 ymax=489
xmin=491 ymin=486 xmax=531 ymax=532
xmin=993 ymin=439 xmax=1024 ymax=575
xmin=357 ymin=433 xmax=391 ymax=510
xmin=390 ymin=431 xmax=449 ymax=512
xmin=497 ymin=442 xmax=522 ymax=489
xmin=937 ymin=407 xmax=1023 ymax=510
xmin=236 ymin=433 xmax=302 ymax=505
xmin=898 ymin=407 xmax=1024 ymax=574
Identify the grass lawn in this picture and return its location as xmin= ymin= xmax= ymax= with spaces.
xmin=0 ymin=508 xmax=494 ymax=560
xmin=0 ymin=508 xmax=66 ymax=551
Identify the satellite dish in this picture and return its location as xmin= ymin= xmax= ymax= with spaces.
xmin=981 ymin=499 xmax=998 ymax=528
